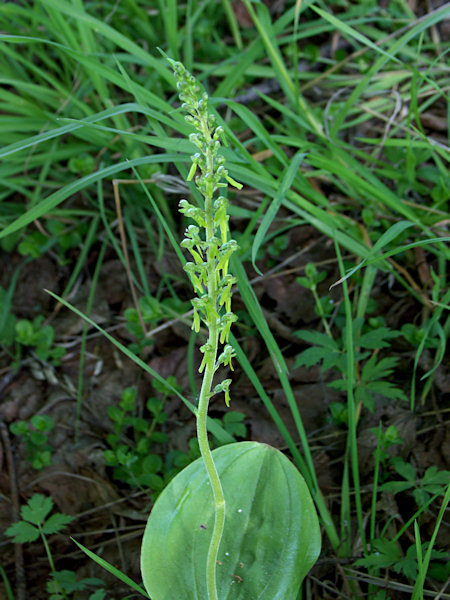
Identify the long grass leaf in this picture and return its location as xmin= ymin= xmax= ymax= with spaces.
xmin=331 ymin=4 xmax=450 ymax=136
xmin=311 ymin=6 xmax=401 ymax=64
xmin=252 ymin=152 xmax=305 ymax=275
xmin=0 ymin=155 xmax=182 ymax=239
xmin=40 ymin=0 xmax=171 ymax=81
xmin=46 ymin=291 xmax=234 ymax=445
xmin=72 ymin=539 xmax=150 ymax=598
xmin=331 ymin=236 xmax=450 ymax=288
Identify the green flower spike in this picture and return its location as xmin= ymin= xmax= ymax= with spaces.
xmin=141 ymin=57 xmax=320 ymax=600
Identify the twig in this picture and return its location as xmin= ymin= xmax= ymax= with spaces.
xmin=0 ymin=418 xmax=26 ymax=600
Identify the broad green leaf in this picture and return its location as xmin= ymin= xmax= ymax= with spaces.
xmin=295 ymin=330 xmax=339 ymax=351
xmin=360 ymin=355 xmax=399 ymax=381
xmin=355 ymin=538 xmax=402 ymax=570
xmin=89 ymin=590 xmax=107 ymax=600
xmin=381 ymin=481 xmax=414 ymax=494
xmin=42 ymin=513 xmax=75 ymax=535
xmin=141 ymin=441 xmax=320 ymax=600
xmin=21 ymin=494 xmax=53 ymax=525
xmin=357 ymin=327 xmax=400 ymax=349
xmin=5 ymin=521 xmax=40 ymax=544
xmin=422 ymin=467 xmax=450 ymax=487
xmin=295 ymin=347 xmax=333 ymax=369
xmin=364 ymin=381 xmax=407 ymax=401
xmin=107 ymin=406 xmax=123 ymax=422
xmin=392 ymin=458 xmax=416 ymax=483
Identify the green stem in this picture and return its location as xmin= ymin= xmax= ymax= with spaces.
xmin=39 ymin=529 xmax=56 ymax=574
xmin=195 ymin=120 xmax=226 ymax=600
xmin=40 ymin=529 xmax=70 ymax=600
xmin=311 ymin=286 xmax=333 ymax=338
xmin=196 ymin=336 xmax=225 ymax=600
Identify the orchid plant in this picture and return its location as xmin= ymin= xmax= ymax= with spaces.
xmin=140 ymin=59 xmax=321 ymax=600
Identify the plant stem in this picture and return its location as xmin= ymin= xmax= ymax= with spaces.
xmin=40 ymin=529 xmax=70 ymax=600
xmin=168 ymin=57 xmax=239 ymax=599
xmin=39 ymin=529 xmax=56 ymax=574
xmin=195 ymin=121 xmax=226 ymax=600
xmin=196 ymin=339 xmax=225 ymax=600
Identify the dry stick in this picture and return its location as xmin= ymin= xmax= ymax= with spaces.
xmin=345 ymin=568 xmax=450 ymax=599
xmin=0 ymin=418 xmax=26 ymax=600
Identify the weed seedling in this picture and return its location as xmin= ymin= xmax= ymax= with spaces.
xmin=5 ymin=495 xmax=76 ymax=599
xmin=104 ymin=383 xmax=172 ymax=493
xmin=124 ymin=294 xmax=190 ymax=355
xmin=382 ymin=459 xmax=450 ymax=507
xmin=15 ymin=316 xmax=66 ymax=365
xmin=6 ymin=495 xmax=106 ymax=599
xmin=295 ymin=316 xmax=407 ymax=413
xmin=10 ymin=414 xmax=55 ymax=470
xmin=212 ymin=410 xmax=247 ymax=446
xmin=18 ymin=218 xmax=88 ymax=266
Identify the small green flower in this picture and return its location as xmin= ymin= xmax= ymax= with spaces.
xmin=168 ymin=58 xmax=240 ymax=380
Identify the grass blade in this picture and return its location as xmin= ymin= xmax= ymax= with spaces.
xmin=45 ymin=290 xmax=234 ymax=445
xmin=72 ymin=539 xmax=150 ymax=598
xmin=252 ymin=152 xmax=305 ymax=275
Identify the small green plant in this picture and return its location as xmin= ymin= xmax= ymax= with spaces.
xmin=295 ymin=316 xmax=407 ymax=413
xmin=1 ymin=288 xmax=65 ymax=368
xmin=124 ymin=294 xmax=189 ymax=355
xmin=105 ymin=384 xmax=247 ymax=493
xmin=104 ymin=382 xmax=175 ymax=492
xmin=47 ymin=571 xmax=107 ymax=600
xmin=68 ymin=153 xmax=96 ymax=177
xmin=105 ymin=394 xmax=165 ymax=491
xmin=212 ymin=410 xmax=247 ymax=445
xmin=5 ymin=494 xmax=73 ymax=547
xmin=5 ymin=495 xmax=91 ymax=599
xmin=17 ymin=218 xmax=88 ymax=265
xmin=5 ymin=495 xmax=106 ymax=599
xmin=124 ymin=295 xmax=162 ymax=352
xmin=15 ymin=316 xmax=66 ymax=365
xmin=10 ymin=414 xmax=55 ymax=470
xmin=355 ymin=539 xmax=450 ymax=583
xmin=139 ymin=58 xmax=320 ymax=600
xmin=266 ymin=232 xmax=288 ymax=265
xmin=382 ymin=459 xmax=450 ymax=507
